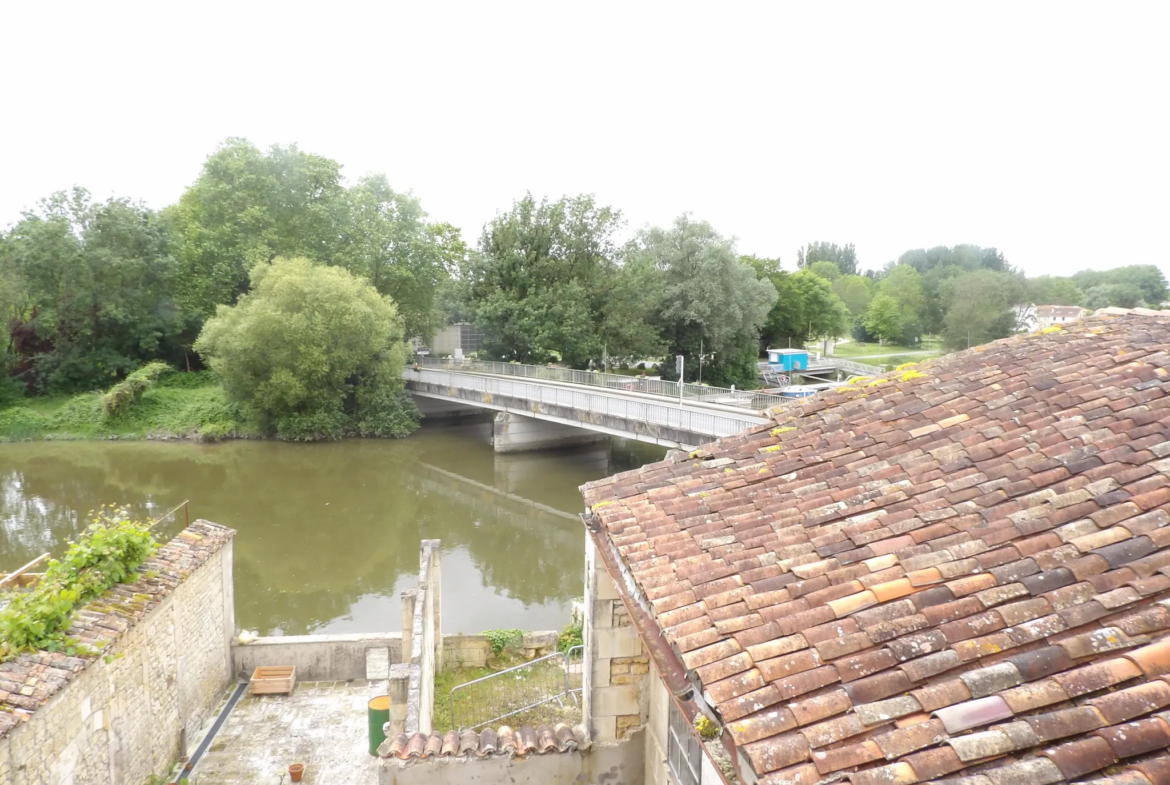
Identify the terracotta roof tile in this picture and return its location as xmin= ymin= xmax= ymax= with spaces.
xmin=581 ymin=314 xmax=1170 ymax=785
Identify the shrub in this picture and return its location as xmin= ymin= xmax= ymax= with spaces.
xmin=101 ymin=362 xmax=172 ymax=421
xmin=0 ymin=506 xmax=156 ymax=661
xmin=194 ymin=257 xmax=419 ymax=440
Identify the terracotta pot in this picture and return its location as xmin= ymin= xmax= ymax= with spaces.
xmin=289 ymin=763 xmax=305 ymax=782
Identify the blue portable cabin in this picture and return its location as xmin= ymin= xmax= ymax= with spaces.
xmin=766 ymin=348 xmax=810 ymax=372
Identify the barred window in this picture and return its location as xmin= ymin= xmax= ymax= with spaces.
xmin=666 ymin=700 xmax=703 ymax=785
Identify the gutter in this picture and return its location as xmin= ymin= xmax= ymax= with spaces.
xmin=584 ymin=513 xmax=753 ymax=785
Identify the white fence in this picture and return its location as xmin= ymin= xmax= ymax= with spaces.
xmin=405 ymin=367 xmax=766 ymax=440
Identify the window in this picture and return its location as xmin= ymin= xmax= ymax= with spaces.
xmin=667 ymin=699 xmax=703 ymax=785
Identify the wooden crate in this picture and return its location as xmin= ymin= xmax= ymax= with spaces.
xmin=249 ymin=666 xmax=296 ymax=695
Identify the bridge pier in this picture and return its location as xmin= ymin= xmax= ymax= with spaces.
xmin=491 ymin=412 xmax=608 ymax=454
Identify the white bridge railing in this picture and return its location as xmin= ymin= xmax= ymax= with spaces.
xmin=413 ymin=357 xmax=787 ymax=412
xmin=404 ymin=367 xmax=766 ymax=441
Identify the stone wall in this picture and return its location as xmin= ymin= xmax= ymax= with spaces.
xmin=583 ymin=536 xmax=649 ymax=745
xmin=443 ymin=632 xmax=560 ymax=669
xmin=232 ymin=632 xmax=405 ymax=682
xmin=0 ymin=521 xmax=235 ymax=785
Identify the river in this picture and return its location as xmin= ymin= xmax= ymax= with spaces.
xmin=0 ymin=421 xmax=664 ymax=636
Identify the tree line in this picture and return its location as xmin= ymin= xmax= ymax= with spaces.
xmin=3 ymin=138 xmax=1167 ymax=401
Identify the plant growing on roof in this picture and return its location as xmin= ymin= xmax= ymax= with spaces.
xmin=694 ymin=715 xmax=720 ymax=740
xmin=0 ymin=505 xmax=156 ymax=662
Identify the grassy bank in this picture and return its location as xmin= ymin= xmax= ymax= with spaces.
xmin=0 ymin=371 xmax=254 ymax=442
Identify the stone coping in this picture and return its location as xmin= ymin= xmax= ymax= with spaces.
xmin=0 ymin=519 xmax=235 ymax=739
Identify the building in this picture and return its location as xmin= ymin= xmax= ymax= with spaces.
xmin=1035 ymin=304 xmax=1090 ymax=330
xmin=581 ymin=309 xmax=1170 ymax=785
xmin=765 ymin=349 xmax=810 ymax=372
xmin=430 ymin=322 xmax=485 ymax=357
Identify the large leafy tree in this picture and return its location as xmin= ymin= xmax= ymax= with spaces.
xmin=634 ymin=215 xmax=776 ymax=387
xmin=832 ymin=275 xmax=875 ymax=319
xmin=194 ymin=257 xmax=417 ymax=440
xmin=166 ymin=139 xmax=348 ymax=318
xmin=335 ymin=175 xmax=466 ymax=340
xmin=1 ymin=189 xmax=190 ymax=392
xmin=941 ymin=270 xmax=1027 ymax=350
xmin=1026 ymin=276 xmax=1084 ymax=306
xmin=862 ymin=294 xmax=904 ymax=344
xmin=796 ymin=242 xmax=859 ymax=275
xmin=758 ymin=270 xmax=850 ymax=351
xmin=1072 ymin=265 xmax=1168 ymax=307
xmin=1083 ymin=283 xmax=1147 ymax=309
xmin=467 ymin=194 xmax=658 ymax=366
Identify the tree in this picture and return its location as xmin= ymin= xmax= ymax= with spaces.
xmin=1026 ymin=276 xmax=1084 ymax=306
xmin=167 ymin=139 xmax=348 ymax=318
xmin=1083 ymin=283 xmax=1147 ymax=309
xmin=863 ymin=294 xmax=903 ymax=345
xmin=808 ymin=260 xmax=842 ymax=282
xmin=941 ymin=270 xmax=1027 ymax=350
xmin=466 ymin=194 xmax=655 ymax=366
xmin=1073 ymin=266 xmax=1168 ymax=306
xmin=832 ymin=275 xmax=875 ymax=319
xmin=1 ymin=188 xmax=190 ymax=392
xmin=335 ymin=175 xmax=466 ymax=340
xmin=633 ymin=215 xmax=776 ymax=387
xmin=796 ymin=242 xmax=858 ymax=275
xmin=758 ymin=270 xmax=850 ymax=351
xmin=193 ymin=257 xmax=418 ymax=440
xmin=877 ymin=263 xmax=925 ymax=344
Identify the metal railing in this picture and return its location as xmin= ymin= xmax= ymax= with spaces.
xmin=405 ymin=367 xmax=766 ymax=440
xmin=449 ymin=645 xmax=583 ymax=731
xmin=806 ymin=357 xmax=885 ymax=377
xmin=413 ymin=356 xmax=787 ymax=412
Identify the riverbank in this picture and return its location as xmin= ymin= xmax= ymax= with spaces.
xmin=0 ymin=372 xmax=254 ymax=442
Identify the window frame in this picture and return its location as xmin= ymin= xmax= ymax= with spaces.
xmin=666 ymin=698 xmax=703 ymax=785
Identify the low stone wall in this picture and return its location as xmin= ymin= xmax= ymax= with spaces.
xmin=232 ymin=633 xmax=405 ymax=682
xmin=0 ymin=521 xmax=235 ymax=785
xmin=230 ymin=631 xmax=563 ymax=684
xmin=380 ymin=732 xmax=645 ymax=785
xmin=444 ymin=631 xmax=560 ymax=669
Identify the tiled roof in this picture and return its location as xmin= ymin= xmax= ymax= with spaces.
xmin=377 ymin=723 xmax=580 ymax=759
xmin=0 ymin=520 xmax=235 ymax=739
xmin=581 ymin=313 xmax=1170 ymax=785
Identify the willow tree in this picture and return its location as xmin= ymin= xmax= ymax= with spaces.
xmin=194 ymin=257 xmax=418 ymax=440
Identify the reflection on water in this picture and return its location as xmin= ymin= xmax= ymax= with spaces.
xmin=0 ymin=422 xmax=665 ymax=635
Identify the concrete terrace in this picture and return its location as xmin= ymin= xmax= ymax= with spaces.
xmin=196 ymin=681 xmax=385 ymax=785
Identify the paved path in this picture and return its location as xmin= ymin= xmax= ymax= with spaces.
xmin=197 ymin=681 xmax=384 ymax=785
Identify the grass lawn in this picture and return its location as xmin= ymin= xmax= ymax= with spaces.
xmin=0 ymin=372 xmax=252 ymax=442
xmin=830 ymin=342 xmax=928 ymax=358
xmin=432 ymin=658 xmax=583 ymax=733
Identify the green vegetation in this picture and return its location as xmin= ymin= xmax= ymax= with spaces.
xmin=0 ymin=506 xmax=156 ymax=662
xmin=3 ymin=137 xmax=1167 ymax=415
xmin=0 ymin=370 xmax=247 ymax=442
xmin=195 ymin=258 xmax=417 ymax=440
xmin=432 ymin=666 xmax=494 ymax=732
xmin=558 ymin=613 xmax=584 ymax=653
xmin=481 ymin=628 xmax=524 ymax=654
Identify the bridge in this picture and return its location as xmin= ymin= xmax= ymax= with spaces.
xmin=403 ymin=359 xmax=771 ymax=452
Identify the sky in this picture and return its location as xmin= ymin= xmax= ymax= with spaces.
xmin=1 ymin=1 xmax=1167 ymax=278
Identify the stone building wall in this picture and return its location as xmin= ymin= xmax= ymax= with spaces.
xmin=583 ymin=536 xmax=649 ymax=745
xmin=0 ymin=521 xmax=235 ymax=785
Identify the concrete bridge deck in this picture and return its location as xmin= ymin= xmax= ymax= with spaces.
xmin=404 ymin=366 xmax=769 ymax=451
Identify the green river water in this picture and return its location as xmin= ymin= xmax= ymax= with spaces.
xmin=0 ymin=421 xmax=664 ymax=636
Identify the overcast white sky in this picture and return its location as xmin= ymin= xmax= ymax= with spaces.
xmin=2 ymin=1 xmax=1167 ymax=277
